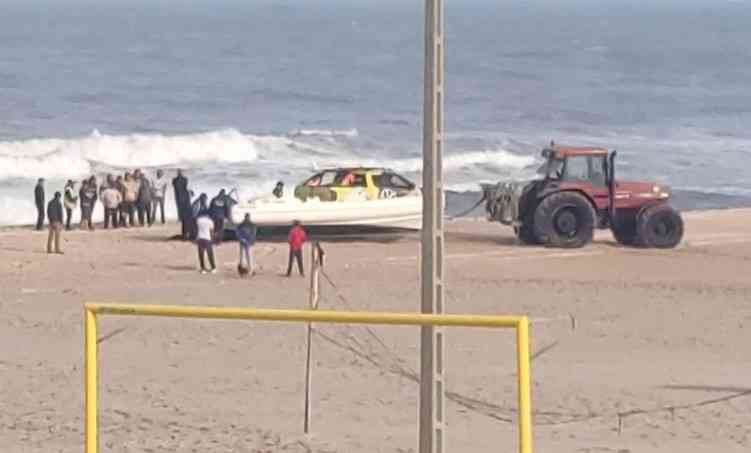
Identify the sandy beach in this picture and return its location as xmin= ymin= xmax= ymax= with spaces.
xmin=2 ymin=209 xmax=750 ymax=453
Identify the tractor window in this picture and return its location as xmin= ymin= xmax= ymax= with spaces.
xmin=590 ymin=156 xmax=607 ymax=186
xmin=562 ymin=155 xmax=608 ymax=185
xmin=564 ymin=156 xmax=590 ymax=181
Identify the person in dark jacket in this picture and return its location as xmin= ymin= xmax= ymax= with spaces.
xmin=34 ymin=178 xmax=45 ymax=230
xmin=88 ymin=175 xmax=98 ymax=223
xmin=115 ymin=175 xmax=127 ymax=227
xmin=172 ymin=170 xmax=191 ymax=239
xmin=79 ymin=180 xmax=97 ymax=230
xmin=46 ymin=192 xmax=64 ymax=254
xmin=136 ymin=170 xmax=153 ymax=226
xmin=209 ymin=189 xmax=228 ymax=242
xmin=209 ymin=189 xmax=238 ymax=243
xmin=237 ymin=213 xmax=258 ymax=276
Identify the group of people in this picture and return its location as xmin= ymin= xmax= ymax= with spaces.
xmin=34 ymin=169 xmax=169 ymax=233
xmin=170 ymin=169 xmax=306 ymax=277
xmin=171 ymin=170 xmax=239 ymax=242
xmin=34 ymin=170 xmax=311 ymax=278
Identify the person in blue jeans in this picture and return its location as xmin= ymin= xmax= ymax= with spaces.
xmin=236 ymin=213 xmax=258 ymax=276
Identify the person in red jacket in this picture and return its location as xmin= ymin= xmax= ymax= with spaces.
xmin=286 ymin=220 xmax=307 ymax=277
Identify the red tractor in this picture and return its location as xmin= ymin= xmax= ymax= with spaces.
xmin=482 ymin=143 xmax=684 ymax=248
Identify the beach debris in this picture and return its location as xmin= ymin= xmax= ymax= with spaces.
xmin=97 ymin=327 xmax=127 ymax=344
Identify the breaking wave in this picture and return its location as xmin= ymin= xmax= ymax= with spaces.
xmin=0 ymin=129 xmax=260 ymax=180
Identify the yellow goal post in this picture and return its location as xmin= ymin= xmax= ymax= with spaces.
xmin=83 ymin=303 xmax=533 ymax=453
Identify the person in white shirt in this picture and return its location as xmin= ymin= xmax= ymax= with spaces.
xmin=101 ymin=185 xmax=123 ymax=229
xmin=151 ymin=169 xmax=169 ymax=225
xmin=195 ymin=211 xmax=216 ymax=274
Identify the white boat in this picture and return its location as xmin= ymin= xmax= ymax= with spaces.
xmin=230 ymin=167 xmax=424 ymax=230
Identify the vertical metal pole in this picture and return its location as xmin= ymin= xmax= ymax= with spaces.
xmin=516 ymin=318 xmax=533 ymax=453
xmin=303 ymin=322 xmax=313 ymax=434
xmin=420 ymin=0 xmax=445 ymax=452
xmin=85 ymin=309 xmax=98 ymax=453
xmin=304 ymin=245 xmax=320 ymax=434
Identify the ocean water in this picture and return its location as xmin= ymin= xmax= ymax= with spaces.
xmin=1 ymin=0 xmax=750 ymax=225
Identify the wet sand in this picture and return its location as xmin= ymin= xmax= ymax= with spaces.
xmin=1 ymin=209 xmax=750 ymax=452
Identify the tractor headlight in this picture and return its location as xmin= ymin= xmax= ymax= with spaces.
xmin=655 ymin=185 xmax=671 ymax=199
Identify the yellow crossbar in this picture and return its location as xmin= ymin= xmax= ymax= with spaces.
xmin=86 ymin=303 xmax=524 ymax=328
xmin=84 ymin=303 xmax=532 ymax=453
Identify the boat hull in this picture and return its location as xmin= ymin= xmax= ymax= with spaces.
xmin=230 ymin=195 xmax=423 ymax=230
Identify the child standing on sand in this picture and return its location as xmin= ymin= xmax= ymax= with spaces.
xmin=286 ymin=220 xmax=306 ymax=277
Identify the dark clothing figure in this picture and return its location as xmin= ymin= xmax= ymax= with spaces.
xmin=209 ymin=190 xmax=237 ymax=243
xmin=79 ymin=187 xmax=87 ymax=220
xmin=237 ymin=217 xmax=258 ymax=272
xmin=209 ymin=192 xmax=228 ymax=242
xmin=286 ymin=248 xmax=304 ymax=276
xmin=104 ymin=208 xmax=118 ymax=229
xmin=65 ymin=207 xmax=74 ymax=230
xmin=34 ymin=181 xmax=45 ymax=230
xmin=46 ymin=195 xmax=64 ymax=254
xmin=120 ymin=203 xmax=135 ymax=227
xmin=47 ymin=196 xmax=63 ymax=224
xmin=237 ymin=219 xmax=257 ymax=246
xmin=273 ymin=182 xmax=284 ymax=198
xmin=191 ymin=196 xmax=209 ymax=219
xmin=89 ymin=181 xmax=98 ymax=216
xmin=172 ymin=173 xmax=191 ymax=239
xmin=80 ymin=185 xmax=96 ymax=230
xmin=137 ymin=177 xmax=153 ymax=226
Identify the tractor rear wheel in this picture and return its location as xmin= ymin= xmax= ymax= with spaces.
xmin=636 ymin=204 xmax=684 ymax=248
xmin=533 ymin=192 xmax=596 ymax=248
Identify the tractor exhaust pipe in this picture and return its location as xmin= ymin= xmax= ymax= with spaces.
xmin=608 ymin=150 xmax=618 ymax=226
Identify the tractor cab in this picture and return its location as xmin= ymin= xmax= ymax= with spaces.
xmin=539 ymin=145 xmax=609 ymax=187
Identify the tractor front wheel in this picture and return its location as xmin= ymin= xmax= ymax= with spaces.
xmin=636 ymin=204 xmax=684 ymax=248
xmin=611 ymin=212 xmax=638 ymax=246
xmin=533 ymin=192 xmax=596 ymax=248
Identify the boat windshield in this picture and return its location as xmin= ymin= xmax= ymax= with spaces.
xmin=304 ymin=171 xmax=338 ymax=187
